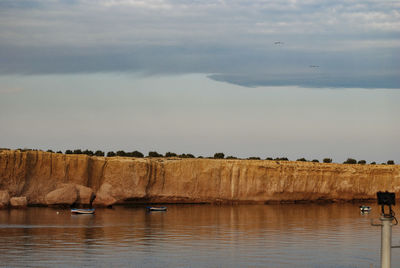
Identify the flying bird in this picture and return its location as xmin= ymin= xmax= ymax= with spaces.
xmin=274 ymin=41 xmax=284 ymax=45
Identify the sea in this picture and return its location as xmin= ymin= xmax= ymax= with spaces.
xmin=1 ymin=203 xmax=399 ymax=267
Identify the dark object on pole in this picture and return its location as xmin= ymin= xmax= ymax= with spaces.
xmin=377 ymin=191 xmax=396 ymax=218
xmin=377 ymin=191 xmax=396 ymax=206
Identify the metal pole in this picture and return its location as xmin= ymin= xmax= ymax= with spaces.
xmin=380 ymin=216 xmax=393 ymax=268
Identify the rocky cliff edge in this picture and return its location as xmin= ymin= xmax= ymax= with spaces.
xmin=0 ymin=150 xmax=399 ymax=207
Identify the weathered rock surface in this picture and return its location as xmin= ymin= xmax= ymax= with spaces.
xmin=76 ymin=185 xmax=95 ymax=205
xmin=0 ymin=190 xmax=10 ymax=208
xmin=10 ymin=196 xmax=27 ymax=207
xmin=45 ymin=184 xmax=78 ymax=206
xmin=0 ymin=150 xmax=400 ymax=207
xmin=93 ymin=183 xmax=116 ymax=207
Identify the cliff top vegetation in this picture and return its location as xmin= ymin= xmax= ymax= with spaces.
xmin=0 ymin=148 xmax=396 ymax=166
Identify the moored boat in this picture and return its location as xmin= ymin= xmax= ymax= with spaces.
xmin=146 ymin=206 xmax=167 ymax=212
xmin=359 ymin=205 xmax=371 ymax=212
xmin=71 ymin=208 xmax=95 ymax=214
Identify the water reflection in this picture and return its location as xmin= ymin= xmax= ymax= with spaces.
xmin=0 ymin=204 xmax=398 ymax=267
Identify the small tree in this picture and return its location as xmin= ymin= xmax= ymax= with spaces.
xmin=297 ymin=158 xmax=307 ymax=162
xmin=128 ymin=150 xmax=143 ymax=157
xmin=73 ymin=149 xmax=83 ymax=154
xmin=248 ymin=157 xmax=260 ymax=160
xmin=214 ymin=152 xmax=225 ymax=159
xmin=265 ymin=157 xmax=273 ymax=160
xmin=65 ymin=150 xmax=73 ymax=154
xmin=179 ymin=153 xmax=195 ymax=158
xmin=56 ymin=151 xmax=62 ymax=154
xmin=323 ymin=158 xmax=332 ymax=163
xmin=148 ymin=151 xmax=162 ymax=157
xmin=116 ymin=150 xmax=126 ymax=157
xmin=387 ymin=160 xmax=395 ymax=165
xmin=370 ymin=162 xmax=376 ymax=165
xmin=47 ymin=149 xmax=54 ymax=153
xmin=95 ymin=150 xmax=105 ymax=156
xmin=358 ymin=160 xmax=366 ymax=165
xmin=107 ymin=151 xmax=116 ymax=157
xmin=83 ymin=149 xmax=94 ymax=156
xmin=343 ymin=158 xmax=357 ymax=164
xmin=165 ymin=152 xmax=177 ymax=157
xmin=275 ymin=157 xmax=288 ymax=161
xmin=312 ymin=159 xmax=319 ymax=163
xmin=226 ymin=156 xmax=237 ymax=159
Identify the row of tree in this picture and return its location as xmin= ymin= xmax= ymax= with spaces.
xmin=342 ymin=158 xmax=395 ymax=165
xmin=2 ymin=148 xmax=396 ymax=165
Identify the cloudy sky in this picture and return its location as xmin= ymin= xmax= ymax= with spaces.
xmin=0 ymin=0 xmax=399 ymax=162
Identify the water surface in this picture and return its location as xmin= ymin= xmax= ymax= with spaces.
xmin=1 ymin=204 xmax=399 ymax=267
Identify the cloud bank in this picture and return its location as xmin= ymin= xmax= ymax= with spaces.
xmin=0 ymin=0 xmax=399 ymax=88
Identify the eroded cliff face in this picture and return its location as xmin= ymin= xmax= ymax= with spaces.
xmin=1 ymin=150 xmax=399 ymax=206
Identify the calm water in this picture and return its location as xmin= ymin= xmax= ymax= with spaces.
xmin=1 ymin=204 xmax=400 ymax=267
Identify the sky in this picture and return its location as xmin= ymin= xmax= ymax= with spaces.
xmin=0 ymin=0 xmax=399 ymax=163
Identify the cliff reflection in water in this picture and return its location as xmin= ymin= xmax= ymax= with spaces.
xmin=1 ymin=204 xmax=399 ymax=267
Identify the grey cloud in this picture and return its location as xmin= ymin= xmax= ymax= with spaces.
xmin=0 ymin=0 xmax=399 ymax=88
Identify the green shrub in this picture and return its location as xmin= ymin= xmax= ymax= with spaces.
xmin=214 ymin=152 xmax=225 ymax=159
xmin=197 ymin=156 xmax=204 ymax=158
xmin=130 ymin=151 xmax=144 ymax=158
xmin=165 ymin=152 xmax=177 ymax=157
xmin=116 ymin=150 xmax=127 ymax=156
xmin=358 ymin=160 xmax=366 ymax=165
xmin=226 ymin=156 xmax=237 ymax=159
xmin=65 ymin=150 xmax=73 ymax=154
xmin=107 ymin=151 xmax=116 ymax=157
xmin=323 ymin=158 xmax=332 ymax=163
xmin=73 ymin=149 xmax=83 ymax=154
xmin=343 ymin=158 xmax=357 ymax=164
xmin=275 ymin=157 xmax=288 ymax=161
xmin=265 ymin=157 xmax=273 ymax=160
xmin=83 ymin=149 xmax=94 ymax=156
xmin=312 ymin=159 xmax=319 ymax=163
xmin=148 ymin=151 xmax=163 ymax=157
xmin=179 ymin=153 xmax=195 ymax=158
xmin=297 ymin=158 xmax=307 ymax=162
xmin=387 ymin=160 xmax=395 ymax=165
xmin=248 ymin=157 xmax=260 ymax=160
xmin=95 ymin=150 xmax=105 ymax=156
xmin=370 ymin=162 xmax=376 ymax=165
xmin=47 ymin=150 xmax=54 ymax=153
xmin=56 ymin=151 xmax=62 ymax=154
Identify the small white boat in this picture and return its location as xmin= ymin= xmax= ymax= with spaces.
xmin=146 ymin=206 xmax=167 ymax=212
xmin=359 ymin=205 xmax=371 ymax=212
xmin=71 ymin=208 xmax=95 ymax=214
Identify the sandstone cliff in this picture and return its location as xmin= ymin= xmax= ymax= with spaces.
xmin=0 ymin=150 xmax=399 ymax=206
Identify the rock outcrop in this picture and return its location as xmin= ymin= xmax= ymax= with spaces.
xmin=76 ymin=185 xmax=95 ymax=206
xmin=0 ymin=190 xmax=10 ymax=208
xmin=10 ymin=196 xmax=27 ymax=208
xmin=93 ymin=183 xmax=117 ymax=207
xmin=45 ymin=184 xmax=78 ymax=206
xmin=0 ymin=150 xmax=400 ymax=207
